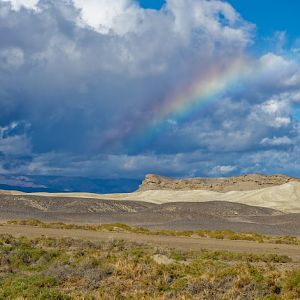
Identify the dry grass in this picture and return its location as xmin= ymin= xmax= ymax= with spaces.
xmin=6 ymin=219 xmax=300 ymax=245
xmin=0 ymin=234 xmax=299 ymax=299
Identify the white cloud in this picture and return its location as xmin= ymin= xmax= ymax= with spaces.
xmin=71 ymin=0 xmax=252 ymax=51
xmin=73 ymin=0 xmax=141 ymax=35
xmin=260 ymin=136 xmax=294 ymax=146
xmin=0 ymin=134 xmax=31 ymax=156
xmin=0 ymin=122 xmax=18 ymax=138
xmin=260 ymin=53 xmax=291 ymax=70
xmin=267 ymin=91 xmax=300 ymax=104
xmin=252 ymin=99 xmax=291 ymax=128
xmin=0 ymin=175 xmax=46 ymax=188
xmin=0 ymin=122 xmax=31 ymax=156
xmin=259 ymin=53 xmax=300 ymax=89
xmin=272 ymin=117 xmax=291 ymax=128
xmin=211 ymin=165 xmax=237 ymax=175
xmin=167 ymin=0 xmax=251 ymax=44
xmin=261 ymin=99 xmax=284 ymax=114
xmin=2 ymin=0 xmax=39 ymax=11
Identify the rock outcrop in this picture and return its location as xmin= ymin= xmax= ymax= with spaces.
xmin=138 ymin=173 xmax=300 ymax=192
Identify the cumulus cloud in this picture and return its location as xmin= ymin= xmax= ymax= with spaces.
xmin=257 ymin=53 xmax=300 ymax=91
xmin=0 ymin=0 xmax=300 ymax=179
xmin=73 ymin=0 xmax=141 ymax=35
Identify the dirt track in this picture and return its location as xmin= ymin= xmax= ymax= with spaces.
xmin=1 ymin=225 xmax=300 ymax=262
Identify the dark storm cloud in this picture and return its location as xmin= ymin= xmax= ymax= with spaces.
xmin=0 ymin=0 xmax=300 ymax=178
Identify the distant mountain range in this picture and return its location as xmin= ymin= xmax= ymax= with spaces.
xmin=0 ymin=174 xmax=141 ymax=193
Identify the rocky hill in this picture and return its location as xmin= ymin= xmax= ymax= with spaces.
xmin=138 ymin=173 xmax=300 ymax=192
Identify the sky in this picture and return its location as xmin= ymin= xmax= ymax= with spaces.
xmin=0 ymin=0 xmax=300 ymax=180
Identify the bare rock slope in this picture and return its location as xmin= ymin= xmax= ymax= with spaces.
xmin=138 ymin=173 xmax=300 ymax=192
xmin=2 ymin=194 xmax=300 ymax=235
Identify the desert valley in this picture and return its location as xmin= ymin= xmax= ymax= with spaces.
xmin=1 ymin=174 xmax=300 ymax=235
xmin=0 ymin=174 xmax=300 ymax=298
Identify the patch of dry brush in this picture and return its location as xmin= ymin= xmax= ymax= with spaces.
xmin=6 ymin=219 xmax=300 ymax=245
xmin=0 ymin=234 xmax=299 ymax=299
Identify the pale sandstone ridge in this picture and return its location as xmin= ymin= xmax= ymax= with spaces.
xmin=101 ymin=182 xmax=300 ymax=213
xmin=138 ymin=173 xmax=300 ymax=192
xmin=1 ymin=174 xmax=300 ymax=213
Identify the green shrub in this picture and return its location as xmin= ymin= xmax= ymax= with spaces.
xmin=285 ymin=271 xmax=300 ymax=293
xmin=0 ymin=275 xmax=68 ymax=299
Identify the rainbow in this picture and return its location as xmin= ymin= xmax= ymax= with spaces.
xmin=127 ymin=56 xmax=253 ymax=151
xmin=159 ymin=58 xmax=247 ymax=121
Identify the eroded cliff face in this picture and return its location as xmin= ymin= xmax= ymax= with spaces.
xmin=138 ymin=173 xmax=300 ymax=192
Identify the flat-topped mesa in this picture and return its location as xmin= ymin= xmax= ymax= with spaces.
xmin=138 ymin=173 xmax=300 ymax=192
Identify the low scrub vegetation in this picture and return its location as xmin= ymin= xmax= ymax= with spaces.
xmin=0 ymin=234 xmax=299 ymax=299
xmin=6 ymin=219 xmax=300 ymax=245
